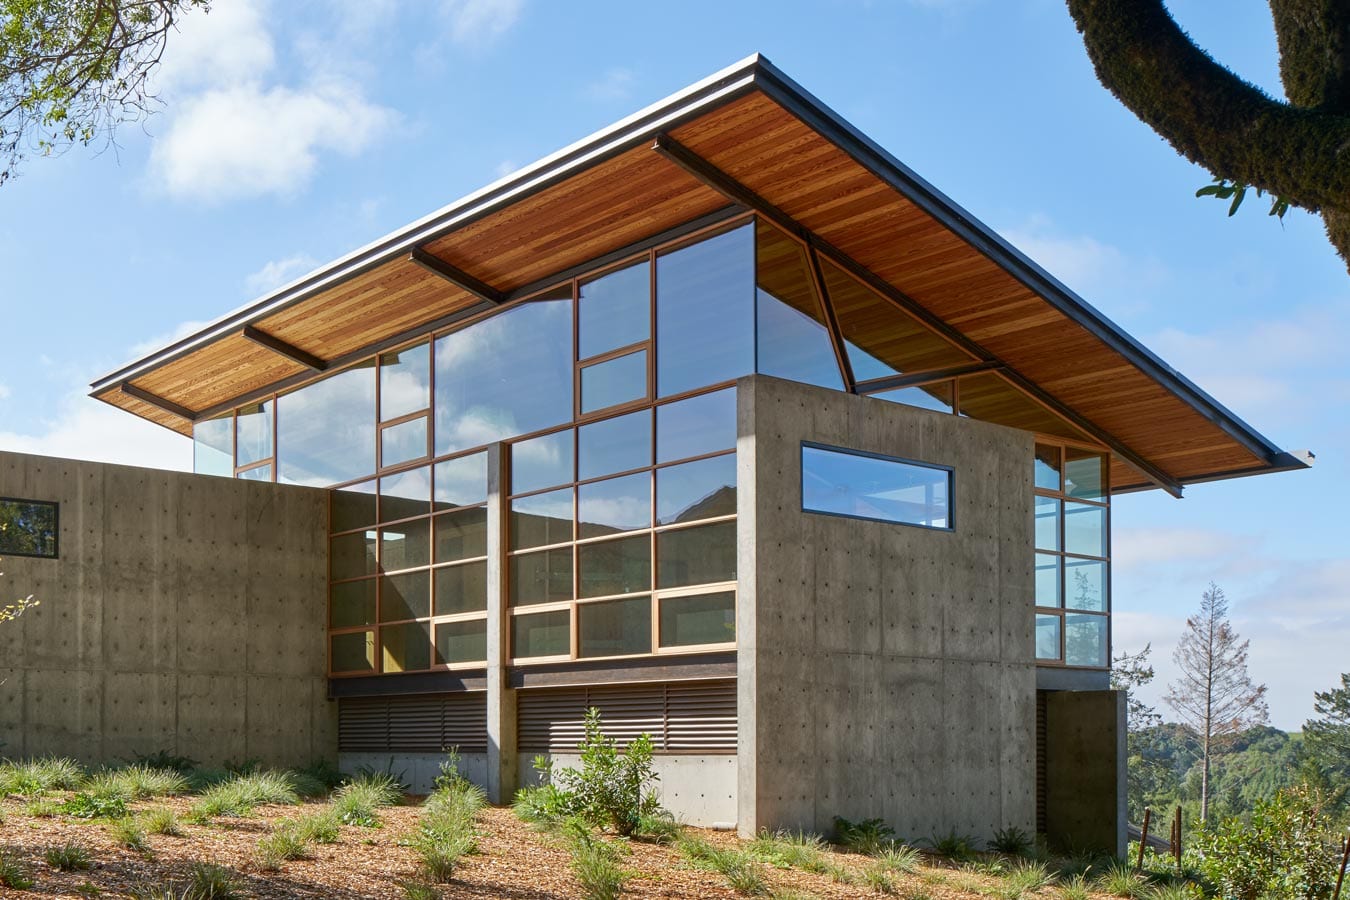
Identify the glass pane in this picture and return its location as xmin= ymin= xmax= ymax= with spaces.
xmin=331 ymin=531 xmax=377 ymax=581
xmin=235 ymin=400 xmax=273 ymax=467
xmin=756 ymin=222 xmax=843 ymax=390
xmin=381 ymin=621 xmax=431 ymax=672
xmin=578 ymin=472 xmax=651 ymax=539
xmin=434 ymin=561 xmax=488 ymax=616
xmin=509 ymin=548 xmax=573 ymax=606
xmin=657 ymin=455 xmax=736 ymax=525
xmin=435 ymin=507 xmax=487 ymax=562
xmin=1064 ymin=502 xmax=1106 ymax=558
xmin=381 ymin=417 xmax=428 ymax=468
xmin=330 ymin=579 xmax=376 ymax=629
xmin=956 ymin=373 xmax=1091 ymax=443
xmin=379 ymin=521 xmax=430 ymax=571
xmin=1034 ymin=553 xmax=1062 ymax=609
xmin=380 ymin=465 xmax=430 ymax=522
xmin=822 ymin=257 xmax=973 ymax=377
xmin=801 ymin=445 xmax=950 ymax=528
xmin=510 ymin=488 xmax=573 ymax=550
xmin=434 ymin=452 xmax=487 ymax=510
xmin=1034 ymin=444 xmax=1062 ymax=492
xmin=332 ymin=480 xmax=377 ymax=533
xmin=1034 ymin=496 xmax=1061 ymax=552
xmin=579 ymin=261 xmax=649 ymax=359
xmin=1065 ymin=614 xmax=1107 ymax=667
xmin=580 ymin=350 xmax=647 ymax=414
xmin=1065 ymin=558 xmax=1107 ymax=612
xmin=331 ymin=631 xmax=375 ymax=673
xmin=1065 ymin=448 xmax=1106 ymax=500
xmin=237 ymin=464 xmax=271 ymax=482
xmin=871 ymin=383 xmax=953 ymax=414
xmin=436 ymin=619 xmax=487 ymax=665
xmin=1035 ymin=614 xmax=1061 ymax=661
xmin=435 ymin=288 xmax=572 ymax=455
xmin=277 ymin=360 xmax=376 ymax=487
xmin=578 ymin=409 xmax=651 ymax=480
xmin=193 ymin=413 xmax=233 ymax=477
xmin=659 ymin=591 xmax=735 ymax=647
xmin=380 ymin=571 xmax=430 ymax=622
xmin=380 ymin=341 xmax=430 ymax=421
xmin=578 ymin=535 xmax=650 ymax=598
xmin=512 ymin=430 xmax=573 ymax=495
xmin=578 ymin=597 xmax=651 ymax=658
xmin=512 ymin=610 xmax=571 ymax=658
xmin=0 ymin=500 xmax=57 ymax=558
xmin=657 ymin=521 xmax=736 ymax=589
xmin=656 ymin=223 xmax=755 ymax=397
xmin=656 ymin=387 xmax=736 ymax=464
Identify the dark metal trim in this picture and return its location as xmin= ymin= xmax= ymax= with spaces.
xmin=0 ymin=496 xmax=59 ymax=560
xmin=120 ymin=383 xmax=195 ymax=421
xmin=653 ymin=133 xmax=1185 ymax=498
xmin=327 ymin=670 xmax=488 ymax=698
xmin=855 ymin=361 xmax=1004 ymax=394
xmin=410 ymin=248 xmax=505 ymax=304
xmin=806 ymin=244 xmax=856 ymax=392
xmin=508 ymin=652 xmax=736 ymax=689
xmin=241 ymin=325 xmax=327 ymax=372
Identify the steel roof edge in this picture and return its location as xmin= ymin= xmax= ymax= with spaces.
xmin=747 ymin=57 xmax=1301 ymax=469
xmin=89 ymin=53 xmax=768 ymax=394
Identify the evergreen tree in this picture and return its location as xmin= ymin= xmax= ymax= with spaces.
xmin=1163 ymin=583 xmax=1269 ymax=824
xmin=1302 ymin=672 xmax=1350 ymax=818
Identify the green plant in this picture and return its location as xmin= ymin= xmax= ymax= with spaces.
xmin=413 ymin=781 xmax=484 ymax=882
xmin=223 ymin=757 xmax=262 ymax=776
xmin=553 ymin=707 xmax=662 ymax=836
xmin=0 ymin=848 xmax=34 ymax=889
xmin=44 ymin=840 xmax=92 ymax=871
xmin=925 ymin=829 xmax=978 ymax=862
xmin=142 ymin=807 xmax=183 ymax=836
xmin=133 ymin=750 xmax=198 ymax=773
xmin=74 ymin=880 xmax=102 ymax=897
xmin=0 ymin=756 xmax=84 ymax=795
xmin=875 ymin=842 xmax=923 ymax=873
xmin=513 ymin=782 xmax=573 ymax=827
xmin=286 ymin=771 xmax=330 ymax=800
xmin=1059 ymin=873 xmax=1092 ymax=900
xmin=833 ymin=816 xmax=897 ymax=855
xmin=291 ymin=809 xmax=341 ymax=844
xmin=676 ymin=831 xmax=724 ymax=869
xmin=718 ymin=850 xmax=769 ymax=896
xmin=566 ymin=824 xmax=629 ymax=900
xmin=60 ymin=792 xmax=129 ymax=819
xmin=185 ymin=862 xmax=242 ymax=899
xmin=749 ymin=829 xmax=830 ymax=872
xmin=1145 ymin=885 xmax=1202 ymax=900
xmin=989 ymin=826 xmax=1034 ymax=856
xmin=636 ymin=809 xmax=682 ymax=843
xmin=193 ymin=770 xmax=300 ymax=818
xmin=293 ymin=757 xmax=344 ymax=793
xmin=399 ymin=880 xmax=441 ymax=900
xmin=257 ymin=823 xmax=310 ymax=867
xmin=26 ymin=797 xmax=59 ymax=817
xmin=1000 ymin=859 xmax=1056 ymax=898
xmin=1096 ymin=861 xmax=1148 ymax=899
xmin=109 ymin=816 xmax=150 ymax=852
xmin=84 ymin=765 xmax=188 ymax=800
xmin=861 ymin=862 xmax=898 ymax=894
xmin=333 ymin=771 xmax=403 ymax=827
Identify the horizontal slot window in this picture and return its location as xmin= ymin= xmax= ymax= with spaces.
xmin=801 ymin=444 xmax=950 ymax=529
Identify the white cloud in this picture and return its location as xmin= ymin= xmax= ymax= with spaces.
xmin=440 ymin=0 xmax=524 ymax=44
xmin=494 ymin=159 xmax=519 ymax=179
xmin=0 ymin=383 xmax=9 ymax=401
xmin=245 ymin=254 xmax=320 ymax=296
xmin=0 ymin=392 xmax=190 ymax=473
xmin=130 ymin=319 xmax=212 ymax=360
xmin=586 ymin=68 xmax=635 ymax=102
xmin=156 ymin=0 xmax=274 ymax=93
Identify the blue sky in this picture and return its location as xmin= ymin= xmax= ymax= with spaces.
xmin=0 ymin=0 xmax=1344 ymax=729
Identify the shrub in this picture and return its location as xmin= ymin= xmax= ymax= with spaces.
xmin=833 ymin=816 xmax=897 ymax=855
xmin=142 ymin=807 xmax=183 ymax=836
xmin=109 ymin=816 xmax=150 ymax=852
xmin=0 ymin=849 xmax=35 ymax=889
xmin=989 ymin=826 xmax=1034 ymax=856
xmin=1193 ymin=784 xmax=1340 ymax=900
xmin=0 ymin=756 xmax=84 ymax=795
xmin=61 ymin=792 xmax=129 ymax=819
xmin=45 ymin=841 xmax=93 ymax=871
xmin=925 ymin=829 xmax=978 ymax=862
xmin=553 ymin=708 xmax=661 ymax=836
xmin=333 ymin=771 xmax=403 ymax=827
xmin=513 ymin=782 xmax=573 ymax=828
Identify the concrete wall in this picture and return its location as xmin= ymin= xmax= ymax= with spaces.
xmin=1044 ymin=689 xmax=1127 ymax=857
xmin=341 ymin=752 xmax=489 ymax=795
xmin=0 ymin=451 xmax=335 ymax=767
xmin=737 ymin=375 xmax=1035 ymax=842
xmin=519 ymin=753 xmax=738 ymax=827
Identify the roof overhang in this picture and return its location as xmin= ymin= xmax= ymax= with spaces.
xmin=90 ymin=53 xmax=1310 ymax=495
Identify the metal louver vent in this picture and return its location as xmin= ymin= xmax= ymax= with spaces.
xmin=1035 ymin=690 xmax=1047 ymax=835
xmin=339 ymin=691 xmax=488 ymax=753
xmin=518 ymin=679 xmax=736 ymax=754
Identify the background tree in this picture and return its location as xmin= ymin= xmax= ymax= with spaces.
xmin=1301 ymin=672 xmax=1350 ymax=819
xmin=1065 ymin=0 xmax=1350 ymax=271
xmin=1163 ymin=582 xmax=1269 ymax=824
xmin=1112 ymin=644 xmax=1172 ymax=821
xmin=0 ymin=0 xmax=209 ymax=186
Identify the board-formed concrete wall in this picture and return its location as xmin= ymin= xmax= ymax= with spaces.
xmin=0 ymin=450 xmax=335 ymax=767
xmin=737 ymin=375 xmax=1035 ymax=842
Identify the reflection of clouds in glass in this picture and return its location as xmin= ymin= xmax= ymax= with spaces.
xmin=517 ymin=493 xmax=572 ymax=522
xmin=381 ymin=368 xmax=430 ymax=421
xmin=277 ymin=363 xmax=376 ymax=486
xmin=434 ymin=452 xmax=487 ymax=508
xmin=579 ymin=495 xmax=650 ymax=532
xmin=383 ymin=466 xmax=431 ymax=502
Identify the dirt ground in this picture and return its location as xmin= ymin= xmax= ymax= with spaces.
xmin=0 ymin=794 xmax=1117 ymax=899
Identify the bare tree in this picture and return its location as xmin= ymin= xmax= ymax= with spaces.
xmin=1164 ymin=583 xmax=1269 ymax=823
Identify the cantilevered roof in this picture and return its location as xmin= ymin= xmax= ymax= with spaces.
xmin=90 ymin=54 xmax=1309 ymax=496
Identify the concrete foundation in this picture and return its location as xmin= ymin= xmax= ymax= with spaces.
xmin=0 ymin=451 xmax=334 ymax=767
xmin=1044 ymin=689 xmax=1127 ymax=857
xmin=518 ymin=753 xmax=738 ymax=827
xmin=736 ymin=376 xmax=1036 ymax=842
xmin=340 ymin=752 xmax=489 ymax=795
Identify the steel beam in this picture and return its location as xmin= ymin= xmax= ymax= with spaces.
xmin=410 ymin=248 xmax=506 ymax=305
xmin=242 ymin=325 xmax=327 ymax=372
xmin=120 ymin=383 xmax=195 ymax=422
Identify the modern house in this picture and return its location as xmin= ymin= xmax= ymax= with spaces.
xmin=0 ymin=56 xmax=1308 ymax=854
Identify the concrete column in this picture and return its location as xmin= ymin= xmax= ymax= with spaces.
xmin=735 ymin=378 xmax=758 ymax=836
xmin=484 ymin=442 xmax=517 ymax=803
xmin=1044 ymin=689 xmax=1127 ymax=857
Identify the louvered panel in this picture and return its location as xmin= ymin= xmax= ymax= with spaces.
xmin=338 ymin=697 xmax=389 ymax=752
xmin=1035 ymin=691 xmax=1048 ymax=836
xmin=443 ymin=693 xmax=489 ymax=753
xmin=517 ymin=680 xmax=737 ymax=754
xmin=338 ymin=692 xmax=487 ymax=754
xmin=388 ymin=695 xmax=447 ymax=752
